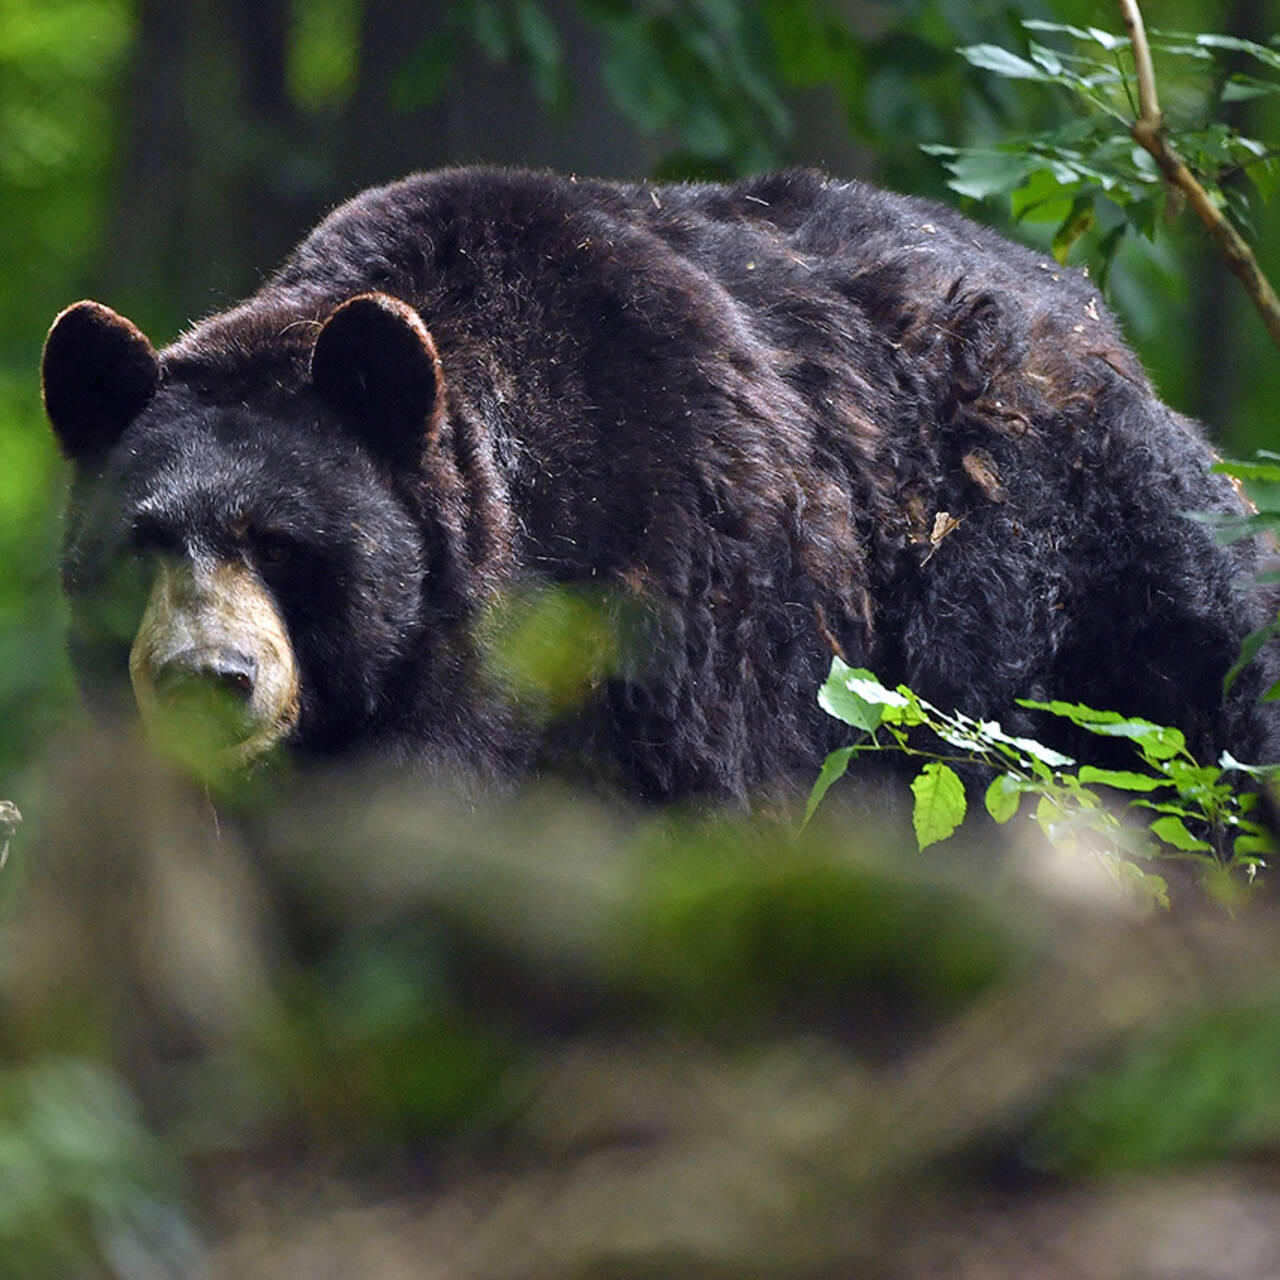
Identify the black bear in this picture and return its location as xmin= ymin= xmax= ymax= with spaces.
xmin=41 ymin=168 xmax=1278 ymax=801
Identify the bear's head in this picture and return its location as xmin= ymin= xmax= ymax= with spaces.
xmin=42 ymin=293 xmax=449 ymax=766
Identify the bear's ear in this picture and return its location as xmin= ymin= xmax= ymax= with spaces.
xmin=310 ymin=292 xmax=444 ymax=468
xmin=42 ymin=301 xmax=161 ymax=462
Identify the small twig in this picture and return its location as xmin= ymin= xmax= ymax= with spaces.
xmin=1118 ymin=0 xmax=1280 ymax=355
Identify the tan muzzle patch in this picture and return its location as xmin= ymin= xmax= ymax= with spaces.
xmin=130 ymin=559 xmax=300 ymax=766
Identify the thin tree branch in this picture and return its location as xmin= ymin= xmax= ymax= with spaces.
xmin=1118 ymin=0 xmax=1160 ymax=129
xmin=1117 ymin=0 xmax=1280 ymax=355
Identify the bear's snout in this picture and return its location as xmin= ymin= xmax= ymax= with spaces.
xmin=130 ymin=558 xmax=301 ymax=765
xmin=155 ymin=647 xmax=258 ymax=705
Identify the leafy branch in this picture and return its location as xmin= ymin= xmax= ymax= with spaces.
xmin=808 ymin=658 xmax=1278 ymax=909
xmin=1118 ymin=0 xmax=1280 ymax=352
xmin=925 ymin=6 xmax=1280 ymax=311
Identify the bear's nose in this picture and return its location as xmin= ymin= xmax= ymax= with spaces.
xmin=155 ymin=648 xmax=257 ymax=705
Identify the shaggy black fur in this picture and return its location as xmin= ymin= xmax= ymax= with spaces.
xmin=49 ymin=168 xmax=1280 ymax=800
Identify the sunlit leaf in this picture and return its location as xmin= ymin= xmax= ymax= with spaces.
xmin=1192 ymin=32 xmax=1280 ymax=73
xmin=817 ymin=660 xmax=926 ymax=731
xmin=1234 ymin=831 xmax=1277 ymax=857
xmin=984 ymin=773 xmax=1022 ymax=824
xmin=1077 ymin=766 xmax=1165 ymax=792
xmin=1212 ymin=457 xmax=1280 ymax=484
xmin=959 ymin=43 xmax=1054 ymax=82
xmin=1021 ymin=20 xmax=1102 ymax=44
xmin=911 ymin=762 xmax=966 ymax=850
xmin=1018 ymin=700 xmax=1186 ymax=760
xmin=975 ymin=720 xmax=1074 ymax=767
xmin=1150 ymin=815 xmax=1213 ymax=852
xmin=817 ymin=659 xmax=884 ymax=732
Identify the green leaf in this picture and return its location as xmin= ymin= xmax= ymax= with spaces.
xmin=1222 ymin=74 xmax=1280 ymax=104
xmin=1104 ymin=723 xmax=1188 ymax=764
xmin=1021 ymin=20 xmax=1103 ymax=44
xmin=984 ymin=773 xmax=1022 ymax=824
xmin=1223 ymin=614 xmax=1280 ymax=698
xmin=1164 ymin=760 xmax=1226 ymax=795
xmin=599 ymin=21 xmax=681 ymax=133
xmin=1052 ymin=193 xmax=1095 ymax=263
xmin=1032 ymin=792 xmax=1066 ymax=841
xmin=1192 ymin=32 xmax=1280 ymax=74
xmin=959 ymin=44 xmax=1055 ymax=82
xmin=1242 ymin=151 xmax=1280 ymax=203
xmin=1138 ymin=801 xmax=1202 ymax=819
xmin=1085 ymin=25 xmax=1128 ymax=53
xmin=514 ymin=0 xmax=567 ymax=107
xmin=1077 ymin=766 xmax=1166 ymax=792
xmin=1234 ymin=831 xmax=1276 ymax=858
xmin=817 ymin=659 xmax=883 ymax=732
xmin=1094 ymin=222 xmax=1127 ymax=291
xmin=975 ymin=720 xmax=1074 ymax=768
xmin=1150 ymin=38 xmax=1215 ymax=63
xmin=1018 ymin=700 xmax=1186 ymax=760
xmin=1011 ymin=168 xmax=1080 ymax=224
xmin=911 ymin=762 xmax=967 ymax=850
xmin=803 ymin=746 xmax=855 ymax=828
xmin=817 ymin=660 xmax=924 ymax=731
xmin=1026 ymin=41 xmax=1125 ymax=89
xmin=1150 ymin=815 xmax=1213 ymax=853
xmin=1212 ymin=457 xmax=1280 ymax=484
xmin=938 ymin=149 xmax=1035 ymax=201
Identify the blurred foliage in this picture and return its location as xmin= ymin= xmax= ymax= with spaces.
xmin=1030 ymin=995 xmax=1280 ymax=1175
xmin=0 ymin=1058 xmax=198 ymax=1280
xmin=2 ymin=736 xmax=1280 ymax=1273
xmin=479 ymin=584 xmax=646 ymax=720
xmin=392 ymin=0 xmax=572 ymax=114
xmin=0 ymin=0 xmax=132 ymax=786
xmin=584 ymin=0 xmax=789 ymax=178
xmin=617 ymin=812 xmax=1017 ymax=1034
xmin=925 ymin=21 xmax=1280 ymax=288
xmin=287 ymin=0 xmax=361 ymax=111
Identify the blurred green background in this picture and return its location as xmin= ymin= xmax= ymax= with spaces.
xmin=5 ymin=4 xmax=1280 ymax=1276
xmin=4 ymin=0 xmax=1280 ymax=789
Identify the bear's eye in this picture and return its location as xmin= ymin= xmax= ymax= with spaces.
xmin=254 ymin=532 xmax=296 ymax=569
xmin=129 ymin=519 xmax=181 ymax=558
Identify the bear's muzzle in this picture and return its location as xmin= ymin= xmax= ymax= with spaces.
xmin=129 ymin=558 xmax=300 ymax=766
